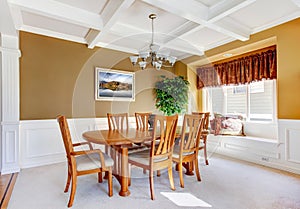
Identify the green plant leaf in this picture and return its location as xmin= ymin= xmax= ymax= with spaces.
xmin=154 ymin=75 xmax=189 ymax=116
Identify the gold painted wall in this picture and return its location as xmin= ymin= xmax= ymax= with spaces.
xmin=192 ymin=18 xmax=300 ymax=119
xmin=20 ymin=32 xmax=178 ymax=119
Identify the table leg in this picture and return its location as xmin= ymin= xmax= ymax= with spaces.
xmin=118 ymin=147 xmax=130 ymax=196
xmin=183 ymin=162 xmax=194 ymax=176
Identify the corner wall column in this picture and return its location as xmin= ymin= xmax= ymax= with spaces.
xmin=0 ymin=34 xmax=21 ymax=174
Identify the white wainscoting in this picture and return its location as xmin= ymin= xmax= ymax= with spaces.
xmin=1 ymin=123 xmax=20 ymax=174
xmin=207 ymin=119 xmax=300 ymax=174
xmin=19 ymin=117 xmax=137 ymax=169
xmin=18 ymin=118 xmax=300 ymax=174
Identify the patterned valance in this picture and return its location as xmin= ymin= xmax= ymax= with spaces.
xmin=197 ymin=46 xmax=277 ymax=89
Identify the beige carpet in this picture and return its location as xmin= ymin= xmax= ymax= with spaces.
xmin=8 ymin=154 xmax=300 ymax=209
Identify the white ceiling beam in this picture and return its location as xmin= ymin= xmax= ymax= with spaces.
xmin=142 ymin=0 xmax=209 ymax=23
xmin=203 ymin=37 xmax=236 ymax=51
xmin=163 ymin=21 xmax=199 ymax=43
xmin=95 ymin=41 xmax=138 ymax=54
xmin=20 ymin=24 xmax=87 ymax=44
xmin=162 ymin=43 xmax=204 ymax=56
xmin=86 ymin=0 xmax=135 ymax=49
xmin=211 ymin=17 xmax=250 ymax=41
xmin=1 ymin=0 xmax=19 ymax=36
xmin=208 ymin=0 xmax=257 ymax=22
xmin=7 ymin=4 xmax=23 ymax=30
xmin=142 ymin=0 xmax=249 ymax=41
xmin=7 ymin=0 xmax=103 ymax=30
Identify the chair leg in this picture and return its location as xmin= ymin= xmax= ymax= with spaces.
xmin=204 ymin=144 xmax=209 ymax=165
xmin=194 ymin=158 xmax=201 ymax=181
xmin=64 ymin=163 xmax=71 ymax=192
xmin=98 ymin=172 xmax=103 ymax=183
xmin=167 ymin=165 xmax=175 ymax=191
xmin=105 ymin=145 xmax=109 ymax=155
xmin=178 ymin=162 xmax=184 ymax=188
xmin=68 ymin=169 xmax=77 ymax=208
xmin=175 ymin=163 xmax=179 ymax=171
xmin=149 ymin=170 xmax=155 ymax=200
xmin=108 ymin=169 xmax=113 ymax=197
xmin=156 ymin=170 xmax=161 ymax=176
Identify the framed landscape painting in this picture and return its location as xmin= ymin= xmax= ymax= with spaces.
xmin=95 ymin=68 xmax=135 ymax=101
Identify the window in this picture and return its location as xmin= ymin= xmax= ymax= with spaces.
xmin=204 ymin=79 xmax=276 ymax=122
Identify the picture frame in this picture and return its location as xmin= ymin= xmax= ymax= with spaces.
xmin=95 ymin=67 xmax=135 ymax=101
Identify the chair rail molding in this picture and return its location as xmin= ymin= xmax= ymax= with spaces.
xmin=0 ymin=34 xmax=21 ymax=174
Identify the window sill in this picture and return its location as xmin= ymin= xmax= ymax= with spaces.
xmin=208 ymin=134 xmax=278 ymax=144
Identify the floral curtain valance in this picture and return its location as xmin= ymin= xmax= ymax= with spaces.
xmin=197 ymin=46 xmax=277 ymax=89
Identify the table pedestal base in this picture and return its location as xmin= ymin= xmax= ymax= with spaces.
xmin=175 ymin=162 xmax=194 ymax=176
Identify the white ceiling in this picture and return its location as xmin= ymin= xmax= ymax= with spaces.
xmin=1 ymin=0 xmax=300 ymax=61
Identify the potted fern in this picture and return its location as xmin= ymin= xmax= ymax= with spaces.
xmin=154 ymin=75 xmax=189 ymax=116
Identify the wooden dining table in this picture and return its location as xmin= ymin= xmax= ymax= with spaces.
xmin=82 ymin=128 xmax=152 ymax=197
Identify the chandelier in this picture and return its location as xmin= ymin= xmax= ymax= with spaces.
xmin=129 ymin=14 xmax=177 ymax=70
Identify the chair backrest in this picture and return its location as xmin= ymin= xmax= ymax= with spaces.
xmin=107 ymin=113 xmax=129 ymax=130
xmin=57 ymin=115 xmax=74 ymax=158
xmin=192 ymin=112 xmax=210 ymax=130
xmin=151 ymin=114 xmax=178 ymax=160
xmin=179 ymin=114 xmax=205 ymax=155
xmin=135 ymin=112 xmax=152 ymax=131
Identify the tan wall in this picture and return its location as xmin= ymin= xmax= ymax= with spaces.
xmin=187 ymin=66 xmax=200 ymax=112
xmin=20 ymin=32 xmax=178 ymax=119
xmin=174 ymin=61 xmax=187 ymax=79
xmin=190 ymin=18 xmax=300 ymax=119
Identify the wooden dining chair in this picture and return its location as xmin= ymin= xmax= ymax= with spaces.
xmin=134 ymin=112 xmax=154 ymax=147
xmin=192 ymin=112 xmax=210 ymax=165
xmin=107 ymin=113 xmax=129 ymax=131
xmin=133 ymin=112 xmax=152 ymax=176
xmin=128 ymin=114 xmax=178 ymax=200
xmin=57 ymin=115 xmax=114 ymax=207
xmin=172 ymin=114 xmax=205 ymax=188
xmin=106 ymin=112 xmax=129 ymax=154
xmin=135 ymin=112 xmax=152 ymax=131
xmin=107 ymin=112 xmax=137 ymax=176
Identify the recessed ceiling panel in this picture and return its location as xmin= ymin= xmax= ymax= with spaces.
xmin=194 ymin=0 xmax=223 ymax=7
xmin=54 ymin=0 xmax=107 ymax=14
xmin=229 ymin=0 xmax=299 ymax=30
xmin=116 ymin=1 xmax=188 ymax=35
xmin=182 ymin=27 xmax=231 ymax=49
xmin=99 ymin=32 xmax=150 ymax=51
xmin=166 ymin=38 xmax=204 ymax=56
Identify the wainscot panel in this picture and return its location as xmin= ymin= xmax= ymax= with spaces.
xmin=18 ymin=118 xmax=300 ymax=175
xmin=207 ymin=119 xmax=300 ymax=174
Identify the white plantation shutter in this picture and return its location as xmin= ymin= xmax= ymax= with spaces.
xmin=205 ymin=80 xmax=275 ymax=121
xmin=249 ymin=80 xmax=274 ymax=120
xmin=227 ymin=86 xmax=247 ymax=115
xmin=207 ymin=87 xmax=224 ymax=114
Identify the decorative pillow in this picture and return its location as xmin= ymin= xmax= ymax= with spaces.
xmin=210 ymin=113 xmax=245 ymax=136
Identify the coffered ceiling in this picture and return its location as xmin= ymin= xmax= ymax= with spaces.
xmin=1 ymin=0 xmax=300 ymax=61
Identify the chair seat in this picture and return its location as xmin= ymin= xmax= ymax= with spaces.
xmin=129 ymin=149 xmax=168 ymax=165
xmin=172 ymin=145 xmax=194 ymax=159
xmin=76 ymin=152 xmax=114 ymax=171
